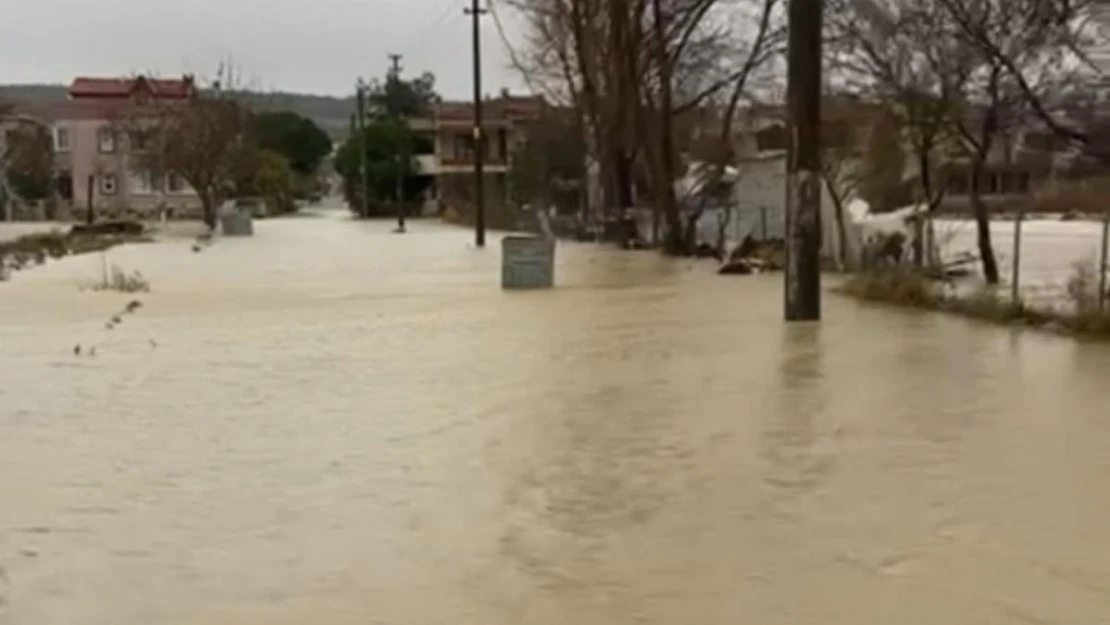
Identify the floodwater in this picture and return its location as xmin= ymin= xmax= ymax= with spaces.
xmin=939 ymin=218 xmax=1109 ymax=299
xmin=2 ymin=206 xmax=1110 ymax=625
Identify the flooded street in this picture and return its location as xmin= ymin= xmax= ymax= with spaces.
xmin=2 ymin=206 xmax=1110 ymax=624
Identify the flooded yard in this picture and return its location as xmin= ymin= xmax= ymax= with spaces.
xmin=1 ymin=206 xmax=1109 ymax=624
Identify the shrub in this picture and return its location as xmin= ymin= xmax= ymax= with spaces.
xmin=840 ymin=268 xmax=937 ymax=307
xmin=92 ymin=263 xmax=150 ymax=293
xmin=841 ymin=263 xmax=1110 ymax=339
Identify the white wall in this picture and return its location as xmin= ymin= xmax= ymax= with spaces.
xmin=724 ymin=153 xmax=848 ymax=263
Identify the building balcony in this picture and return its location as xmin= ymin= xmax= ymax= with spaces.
xmin=437 ymin=156 xmax=508 ymax=174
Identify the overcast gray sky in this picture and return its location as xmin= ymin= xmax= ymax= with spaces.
xmin=2 ymin=0 xmax=528 ymax=98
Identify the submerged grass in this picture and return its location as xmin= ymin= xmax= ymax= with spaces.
xmin=0 ymin=229 xmax=152 ymax=281
xmin=839 ymin=266 xmax=1110 ymax=340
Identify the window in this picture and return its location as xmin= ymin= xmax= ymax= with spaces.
xmin=1017 ymin=172 xmax=1032 ymax=193
xmin=100 ymin=173 xmax=118 ymax=195
xmin=452 ymin=134 xmax=491 ymax=161
xmin=54 ymin=126 xmax=71 ymax=152
xmin=755 ymin=125 xmax=789 ymax=152
xmin=129 ymin=170 xmax=156 ymax=194
xmin=454 ymin=134 xmax=475 ymax=160
xmin=166 ymin=172 xmax=184 ymax=193
xmin=129 ymin=131 xmax=148 ymax=152
xmin=98 ymin=128 xmax=116 ymax=153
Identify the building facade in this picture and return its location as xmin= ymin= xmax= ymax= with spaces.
xmin=46 ymin=75 xmax=201 ymax=218
xmin=403 ymin=93 xmax=545 ymax=226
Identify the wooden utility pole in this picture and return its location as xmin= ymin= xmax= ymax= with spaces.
xmin=388 ymin=53 xmax=407 ymax=232
xmin=784 ymin=0 xmax=823 ymax=321
xmin=466 ymin=0 xmax=488 ymax=247
xmin=355 ymin=79 xmax=369 ymax=219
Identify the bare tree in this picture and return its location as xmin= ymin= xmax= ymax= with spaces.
xmin=829 ymin=0 xmax=970 ymax=215
xmin=831 ymin=0 xmax=1088 ymax=284
xmin=819 ymin=136 xmax=860 ymax=269
xmin=130 ymin=98 xmax=252 ymax=228
xmin=504 ymin=0 xmax=783 ymax=253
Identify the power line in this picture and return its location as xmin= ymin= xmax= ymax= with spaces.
xmin=404 ymin=0 xmax=466 ymax=52
xmin=487 ymin=0 xmax=541 ymax=94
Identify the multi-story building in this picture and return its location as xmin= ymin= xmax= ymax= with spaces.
xmin=43 ymin=75 xmax=201 ymax=217
xmin=403 ymin=92 xmax=545 ymax=225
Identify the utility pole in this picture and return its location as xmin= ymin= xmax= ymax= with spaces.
xmin=395 ymin=153 xmax=406 ymax=232
xmin=388 ymin=53 xmax=407 ymax=233
xmin=784 ymin=0 xmax=823 ymax=322
xmin=355 ymin=79 xmax=369 ymax=219
xmin=465 ymin=0 xmax=488 ymax=247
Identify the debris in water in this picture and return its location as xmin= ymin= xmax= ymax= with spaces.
xmin=74 ymin=344 xmax=81 ymax=356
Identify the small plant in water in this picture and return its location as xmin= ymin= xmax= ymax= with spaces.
xmin=93 ymin=264 xmax=150 ymax=294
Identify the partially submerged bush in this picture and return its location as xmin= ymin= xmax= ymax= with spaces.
xmin=840 ymin=268 xmax=937 ymax=307
xmin=840 ymin=265 xmax=1107 ymax=338
xmin=1064 ymin=260 xmax=1110 ymax=334
xmin=92 ymin=264 xmax=150 ymax=294
xmin=0 ymin=229 xmax=151 ymax=283
xmin=1066 ymin=260 xmax=1103 ymax=315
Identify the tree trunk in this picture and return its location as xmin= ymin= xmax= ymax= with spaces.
xmin=651 ymin=0 xmax=683 ymax=255
xmin=201 ymin=192 xmax=218 ymax=230
xmin=969 ymin=161 xmax=999 ymax=284
xmin=829 ymin=193 xmax=850 ymax=271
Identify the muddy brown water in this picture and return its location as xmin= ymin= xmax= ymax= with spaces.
xmin=1 ymin=207 xmax=1109 ymax=624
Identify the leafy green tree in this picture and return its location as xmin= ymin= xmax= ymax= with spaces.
xmin=367 ymin=71 xmax=439 ymax=117
xmin=334 ymin=117 xmax=418 ymax=213
xmin=508 ymin=114 xmax=586 ymax=214
xmin=231 ymin=149 xmax=298 ymax=215
xmin=5 ymin=125 xmax=53 ymax=200
xmin=251 ymin=111 xmax=332 ymax=176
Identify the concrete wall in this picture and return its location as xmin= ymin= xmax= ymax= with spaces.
xmin=724 ymin=152 xmax=853 ymax=264
xmin=55 ymin=119 xmax=200 ymax=218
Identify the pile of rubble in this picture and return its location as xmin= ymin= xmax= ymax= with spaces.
xmin=718 ymin=236 xmax=786 ymax=275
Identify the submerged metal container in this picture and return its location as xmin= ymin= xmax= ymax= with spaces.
xmin=501 ymin=235 xmax=555 ymax=289
xmin=220 ymin=208 xmax=254 ymax=237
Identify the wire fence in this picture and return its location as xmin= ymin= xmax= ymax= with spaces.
xmin=935 ymin=214 xmax=1110 ymax=314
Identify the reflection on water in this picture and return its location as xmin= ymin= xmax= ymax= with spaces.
xmin=2 ymin=207 xmax=1110 ymax=624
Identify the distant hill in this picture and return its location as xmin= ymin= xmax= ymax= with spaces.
xmin=0 ymin=84 xmax=355 ymax=141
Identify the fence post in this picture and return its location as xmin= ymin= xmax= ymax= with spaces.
xmin=1011 ymin=208 xmax=1024 ymax=308
xmin=1099 ymin=210 xmax=1109 ymax=314
xmin=760 ymin=206 xmax=768 ymax=241
xmin=913 ymin=214 xmax=925 ymax=268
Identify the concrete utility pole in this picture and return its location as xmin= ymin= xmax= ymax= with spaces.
xmin=465 ymin=0 xmax=488 ymax=247
xmin=355 ymin=79 xmax=369 ymax=219
xmin=784 ymin=0 xmax=823 ymax=321
xmin=388 ymin=53 xmax=407 ymax=233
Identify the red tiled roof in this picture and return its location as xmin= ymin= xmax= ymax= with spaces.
xmin=69 ymin=77 xmax=133 ymax=97
xmin=433 ymin=94 xmax=545 ymax=122
xmin=69 ymin=75 xmax=195 ymax=100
